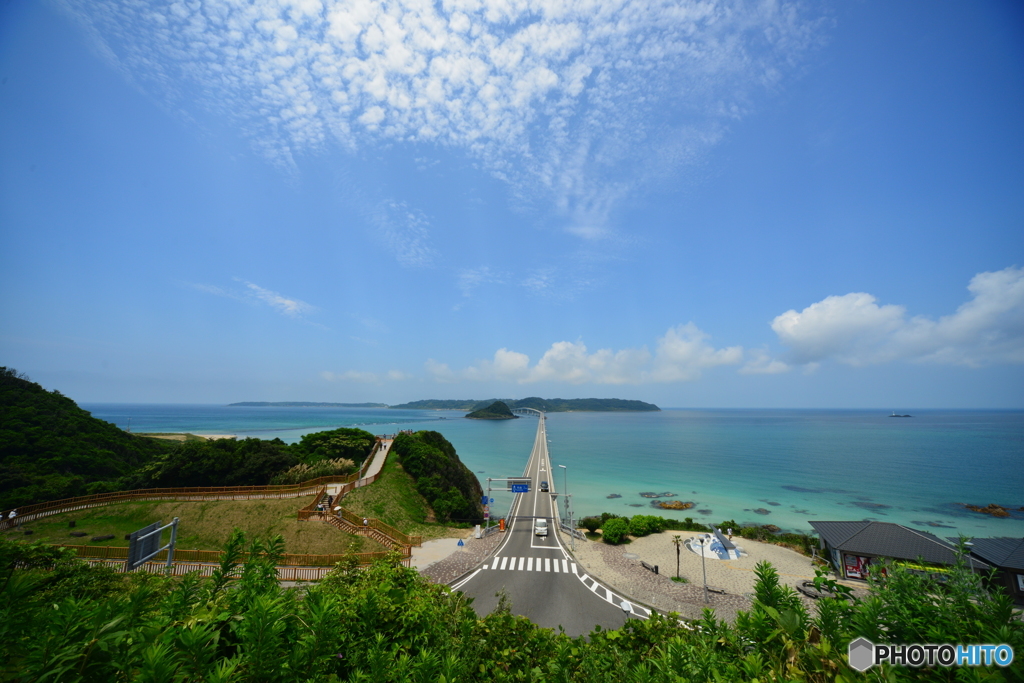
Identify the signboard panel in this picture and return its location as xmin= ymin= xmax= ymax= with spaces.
xmin=507 ymin=477 xmax=530 ymax=492
xmin=126 ymin=521 xmax=162 ymax=571
xmin=511 ymin=484 xmax=529 ymax=493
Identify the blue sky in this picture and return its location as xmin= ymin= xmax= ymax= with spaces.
xmin=1 ymin=0 xmax=1022 ymax=408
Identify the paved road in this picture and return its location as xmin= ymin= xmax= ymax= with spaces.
xmin=451 ymin=415 xmax=651 ymax=636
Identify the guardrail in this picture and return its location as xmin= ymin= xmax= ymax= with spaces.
xmin=560 ymin=522 xmax=587 ymax=541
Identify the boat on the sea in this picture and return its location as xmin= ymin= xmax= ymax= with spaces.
xmin=889 ymin=411 xmax=912 ymax=417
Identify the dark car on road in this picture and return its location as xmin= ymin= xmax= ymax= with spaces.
xmin=540 ymin=480 xmax=549 ymax=492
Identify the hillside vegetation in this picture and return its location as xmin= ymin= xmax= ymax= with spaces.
xmin=390 ymin=430 xmax=484 ymax=524
xmin=0 ymin=368 xmax=378 ymax=509
xmin=390 ymin=396 xmax=660 ymax=411
xmin=0 ymin=367 xmax=173 ymax=509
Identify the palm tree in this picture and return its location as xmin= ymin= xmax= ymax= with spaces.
xmin=671 ymin=534 xmax=682 ymax=578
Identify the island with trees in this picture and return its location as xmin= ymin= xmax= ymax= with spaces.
xmin=464 ymin=401 xmax=517 ymax=420
xmin=390 ymin=397 xmax=660 ymax=412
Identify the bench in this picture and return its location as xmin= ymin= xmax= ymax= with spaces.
xmin=641 ymin=560 xmax=659 ymax=574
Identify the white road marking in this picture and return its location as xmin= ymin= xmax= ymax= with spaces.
xmin=544 ymin=558 xmax=551 ymax=572
xmin=517 ymin=557 xmax=525 ymax=571
xmin=499 ymin=557 xmax=508 ymax=570
xmin=527 ymin=557 xmax=533 ymax=571
xmin=561 ymin=559 xmax=569 ymax=573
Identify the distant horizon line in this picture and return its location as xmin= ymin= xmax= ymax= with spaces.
xmin=76 ymin=401 xmax=1024 ymax=412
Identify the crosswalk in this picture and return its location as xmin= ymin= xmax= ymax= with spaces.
xmin=483 ymin=556 xmax=576 ymax=574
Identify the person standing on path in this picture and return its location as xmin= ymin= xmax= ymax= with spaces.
xmin=7 ymin=510 xmax=17 ymax=529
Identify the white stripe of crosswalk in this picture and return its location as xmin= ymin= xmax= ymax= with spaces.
xmin=483 ymin=556 xmax=578 ymax=574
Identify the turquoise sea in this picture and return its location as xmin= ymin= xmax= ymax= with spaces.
xmin=82 ymin=404 xmax=1024 ymax=539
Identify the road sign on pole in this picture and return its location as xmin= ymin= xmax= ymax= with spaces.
xmin=126 ymin=517 xmax=179 ymax=571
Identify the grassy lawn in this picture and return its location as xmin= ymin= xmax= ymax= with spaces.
xmin=6 ymin=496 xmax=384 ymax=555
xmin=341 ymin=457 xmax=466 ymax=541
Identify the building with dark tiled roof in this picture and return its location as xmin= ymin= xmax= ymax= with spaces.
xmin=809 ymin=520 xmax=989 ymax=582
xmin=958 ymin=537 xmax=1024 ymax=604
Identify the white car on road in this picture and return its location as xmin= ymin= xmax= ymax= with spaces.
xmin=534 ymin=518 xmax=548 ymax=536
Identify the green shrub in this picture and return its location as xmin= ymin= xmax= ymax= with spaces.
xmin=627 ymin=514 xmax=661 ymax=537
xmin=601 ymin=517 xmax=630 ymax=544
xmin=579 ymin=516 xmax=601 ymax=534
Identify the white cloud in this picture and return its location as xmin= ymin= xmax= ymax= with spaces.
xmin=322 ymin=368 xmax=411 ymax=382
xmin=240 ymin=280 xmax=315 ymax=317
xmin=191 ymin=278 xmax=315 ymax=318
xmin=59 ymin=0 xmax=823 ymax=234
xmin=458 ymin=265 xmax=506 ymax=296
xmin=367 ymin=199 xmax=438 ymax=268
xmin=739 ymin=349 xmax=791 ymax=375
xmin=424 ymin=358 xmax=458 ymax=383
xmin=769 ymin=266 xmax=1024 ymax=368
xmin=433 ymin=323 xmax=741 ymax=385
xmin=644 ymin=323 xmax=744 ymax=382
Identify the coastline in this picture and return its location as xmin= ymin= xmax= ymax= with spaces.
xmin=83 ymin=404 xmax=1024 ymax=540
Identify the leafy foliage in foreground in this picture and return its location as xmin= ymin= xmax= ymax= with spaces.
xmin=1 ymin=534 xmax=1021 ymax=682
xmin=389 ymin=430 xmax=484 ymax=524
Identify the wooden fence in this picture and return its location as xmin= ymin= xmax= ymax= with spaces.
xmin=0 ymin=439 xmax=385 ymax=526
xmin=80 ymin=555 xmax=410 ymax=579
xmin=6 ymin=437 xmax=423 ymax=572
xmin=57 ymin=543 xmax=409 ymax=566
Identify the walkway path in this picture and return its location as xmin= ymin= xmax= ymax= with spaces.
xmin=325 ymin=438 xmax=390 ymax=498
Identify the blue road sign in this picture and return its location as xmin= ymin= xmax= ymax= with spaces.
xmin=511 ymin=484 xmax=529 ymax=493
xmin=481 ymin=495 xmax=488 ymax=505
xmin=489 ymin=498 xmax=494 ymax=504
xmin=457 ymin=539 xmax=465 ymax=547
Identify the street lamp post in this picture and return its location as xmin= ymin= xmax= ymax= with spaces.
xmin=558 ymin=464 xmax=574 ymax=551
xmin=700 ymin=534 xmax=709 ymax=603
xmin=557 ymin=465 xmax=568 ymax=516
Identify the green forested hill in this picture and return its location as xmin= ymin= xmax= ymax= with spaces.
xmin=389 ymin=430 xmax=483 ymax=523
xmin=465 ymin=401 xmax=517 ymax=420
xmin=0 ymin=367 xmax=174 ymax=509
xmin=0 ymin=368 xmax=380 ymax=509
